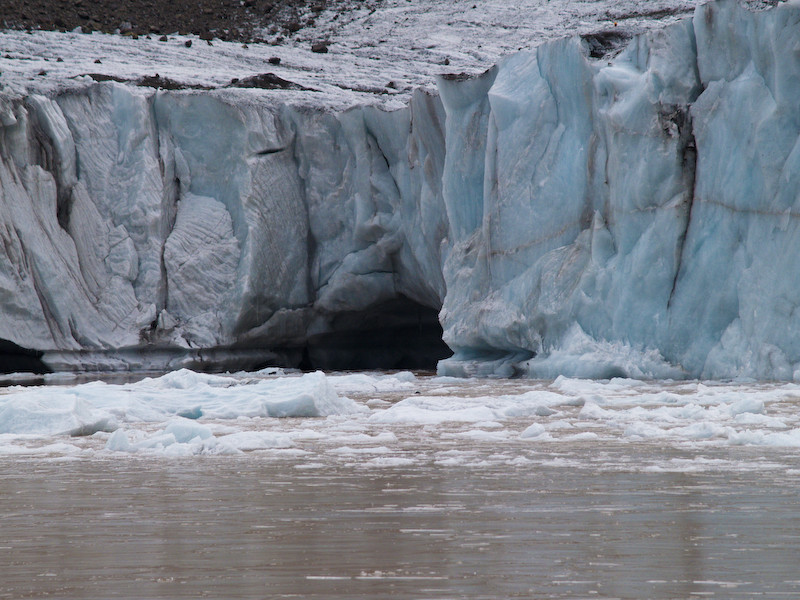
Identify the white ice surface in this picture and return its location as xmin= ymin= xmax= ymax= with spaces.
xmin=0 ymin=0 xmax=702 ymax=108
xmin=2 ymin=371 xmax=800 ymax=469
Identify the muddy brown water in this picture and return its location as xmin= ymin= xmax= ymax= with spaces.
xmin=2 ymin=447 xmax=800 ymax=599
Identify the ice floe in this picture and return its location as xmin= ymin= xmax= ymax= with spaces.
xmin=1 ymin=370 xmax=800 ymax=467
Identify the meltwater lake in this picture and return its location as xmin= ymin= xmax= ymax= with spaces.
xmin=2 ymin=370 xmax=800 ymax=599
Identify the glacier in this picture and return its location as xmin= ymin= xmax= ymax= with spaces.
xmin=1 ymin=0 xmax=800 ymax=379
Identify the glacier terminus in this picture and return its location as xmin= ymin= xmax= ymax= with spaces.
xmin=1 ymin=0 xmax=800 ymax=379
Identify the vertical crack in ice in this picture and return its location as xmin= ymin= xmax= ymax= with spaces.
xmin=667 ymin=23 xmax=703 ymax=311
xmin=27 ymin=252 xmax=66 ymax=346
xmin=283 ymin=112 xmax=317 ymax=312
xmin=667 ymin=107 xmax=698 ymax=310
xmin=148 ymin=91 xmax=178 ymax=339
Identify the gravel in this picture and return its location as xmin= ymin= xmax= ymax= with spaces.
xmin=0 ymin=0 xmax=337 ymax=42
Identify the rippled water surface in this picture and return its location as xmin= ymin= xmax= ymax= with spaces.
xmin=2 ymin=372 xmax=800 ymax=598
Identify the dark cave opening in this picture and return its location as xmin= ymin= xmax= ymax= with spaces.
xmin=302 ymin=296 xmax=452 ymax=371
xmin=0 ymin=339 xmax=51 ymax=374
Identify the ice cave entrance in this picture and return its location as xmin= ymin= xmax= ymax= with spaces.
xmin=0 ymin=340 xmax=49 ymax=374
xmin=301 ymin=296 xmax=452 ymax=371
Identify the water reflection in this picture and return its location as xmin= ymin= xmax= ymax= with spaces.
xmin=2 ymin=450 xmax=800 ymax=599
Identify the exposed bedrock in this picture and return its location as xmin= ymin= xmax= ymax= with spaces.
xmin=1 ymin=0 xmax=800 ymax=378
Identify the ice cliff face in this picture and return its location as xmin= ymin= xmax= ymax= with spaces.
xmin=1 ymin=0 xmax=799 ymax=379
xmin=0 ymin=81 xmax=451 ymax=371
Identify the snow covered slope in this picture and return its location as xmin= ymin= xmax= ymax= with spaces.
xmin=1 ymin=0 xmax=799 ymax=378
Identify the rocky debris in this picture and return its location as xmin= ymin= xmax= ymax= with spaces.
xmin=580 ymin=29 xmax=632 ymax=58
xmin=0 ymin=0 xmax=341 ymax=43
xmin=138 ymin=73 xmax=212 ymax=90
xmin=228 ymin=72 xmax=314 ymax=91
xmin=82 ymin=72 xmax=213 ymax=89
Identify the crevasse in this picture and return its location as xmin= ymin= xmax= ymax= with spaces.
xmin=1 ymin=0 xmax=799 ymax=379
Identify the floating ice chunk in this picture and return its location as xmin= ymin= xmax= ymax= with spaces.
xmin=669 ymin=421 xmax=727 ymax=440
xmin=363 ymin=456 xmax=416 ymax=468
xmin=447 ymin=429 xmax=510 ymax=442
xmin=0 ymin=370 xmax=362 ymax=449
xmin=727 ymin=428 xmax=800 ymax=447
xmin=623 ymin=422 xmax=667 ymax=439
xmin=329 ymin=446 xmax=393 ymax=455
xmin=215 ymin=431 xmax=294 ymax=451
xmin=733 ymin=413 xmax=786 ymax=428
xmin=520 ymin=423 xmax=547 ymax=439
xmin=105 ymin=429 xmax=131 ymax=452
xmin=329 ymin=372 xmax=419 ymax=395
xmin=578 ymin=402 xmax=612 ymax=420
xmin=370 ymin=397 xmax=497 ymax=424
xmin=366 ymin=399 xmax=391 ymax=408
xmin=138 ymin=368 xmax=237 ymax=390
xmin=562 ymin=432 xmax=599 ymax=442
xmin=132 ymin=370 xmax=364 ymax=419
xmin=728 ymin=398 xmax=766 ymax=416
xmin=0 ymin=393 xmax=114 ymax=436
xmin=163 ymin=419 xmax=213 ymax=443
xmin=394 ymin=372 xmax=417 ymax=383
xmin=0 ymin=441 xmax=83 ymax=456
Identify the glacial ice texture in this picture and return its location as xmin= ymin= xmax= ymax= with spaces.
xmin=1 ymin=1 xmax=800 ymax=379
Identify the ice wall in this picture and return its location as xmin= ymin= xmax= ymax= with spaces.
xmin=440 ymin=0 xmax=800 ymax=380
xmin=0 ymin=82 xmax=450 ymax=371
xmin=1 ymin=0 xmax=799 ymax=379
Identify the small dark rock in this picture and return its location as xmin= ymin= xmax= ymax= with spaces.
xmin=268 ymin=56 xmax=281 ymax=65
xmin=56 ymin=57 xmax=63 ymax=62
xmin=443 ymin=57 xmax=450 ymax=65
xmin=440 ymin=72 xmax=474 ymax=82
xmin=230 ymin=72 xmax=313 ymax=91
xmin=86 ymin=73 xmax=127 ymax=83
xmin=37 ymin=69 xmax=47 ymax=76
xmin=311 ymin=42 xmax=328 ymax=53
xmin=94 ymin=58 xmax=102 ymax=64
xmin=184 ymin=39 xmax=192 ymax=47
xmin=137 ymin=74 xmax=210 ymax=90
xmin=159 ymin=34 xmax=168 ymax=42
